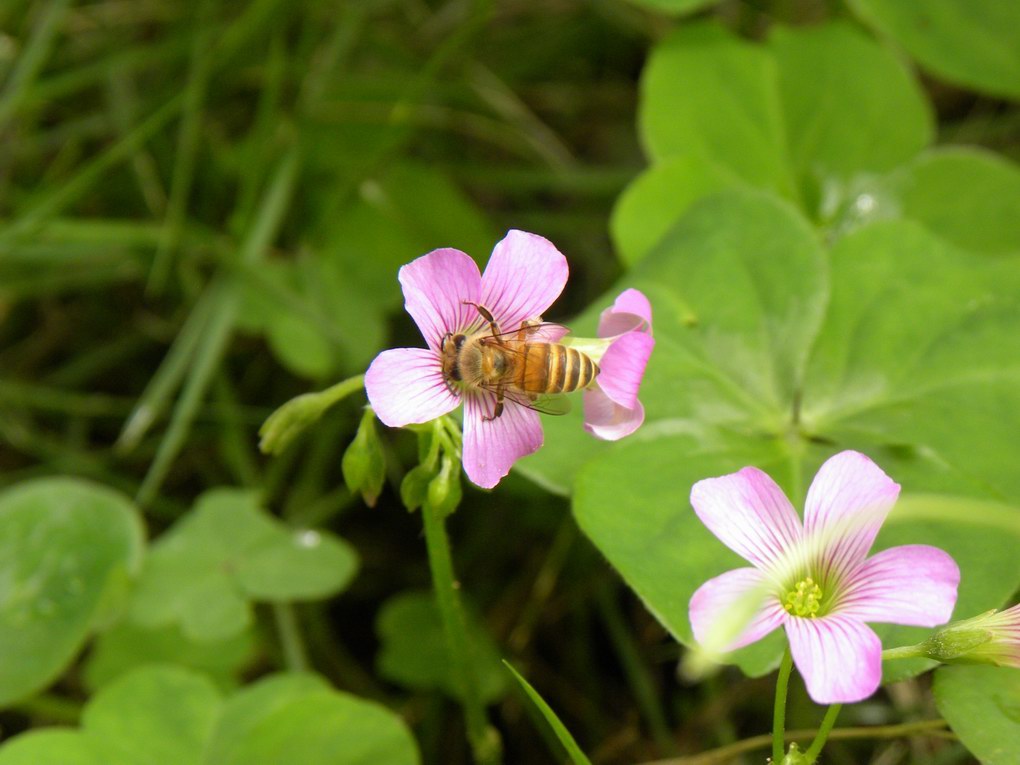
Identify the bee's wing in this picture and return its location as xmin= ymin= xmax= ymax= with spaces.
xmin=502 ymin=388 xmax=572 ymax=416
xmin=481 ymin=321 xmax=570 ymax=344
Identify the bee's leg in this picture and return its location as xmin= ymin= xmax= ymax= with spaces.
xmin=463 ymin=301 xmax=503 ymax=343
xmin=483 ymin=387 xmax=505 ymax=421
xmin=439 ymin=333 xmax=457 ymax=394
xmin=517 ymin=319 xmax=539 ymax=342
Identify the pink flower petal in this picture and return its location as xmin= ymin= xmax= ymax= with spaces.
xmin=365 ymin=348 xmax=459 ymax=427
xmin=837 ymin=545 xmax=959 ymax=627
xmin=583 ymin=387 xmax=645 ymax=441
xmin=480 ymin=230 xmax=568 ymax=333
xmin=595 ymin=331 xmax=654 ymax=409
xmin=805 ymin=451 xmax=901 ymax=583
xmin=690 ymin=467 xmax=803 ymax=572
xmin=399 ymin=248 xmax=482 ymax=350
xmin=461 ymin=393 xmax=543 ymax=488
xmin=529 ymin=324 xmax=570 ymax=343
xmin=598 ymin=288 xmax=653 ymax=337
xmin=689 ymin=567 xmax=787 ymax=651
xmin=786 ymin=614 xmax=882 ymax=704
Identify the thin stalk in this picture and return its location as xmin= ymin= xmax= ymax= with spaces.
xmin=273 ymin=603 xmax=309 ymax=672
xmin=314 ymin=375 xmax=366 ymax=409
xmin=213 ymin=372 xmax=259 ymax=487
xmin=0 ymin=0 xmax=73 ymax=127
xmin=639 ymin=718 xmax=951 ymax=765
xmin=803 ymin=703 xmax=842 ymax=761
xmin=135 ymin=148 xmax=299 ymax=506
xmin=117 ymin=286 xmax=217 ymax=452
xmin=105 ymin=69 xmax=168 ymax=215
xmin=772 ymin=646 xmax=794 ymax=762
xmin=882 ymin=644 xmax=928 ymax=661
xmin=135 ymin=278 xmax=238 ymax=507
xmin=148 ymin=0 xmax=217 ymax=293
xmin=421 ymin=501 xmax=500 ymax=765
xmin=2 ymin=95 xmax=183 ymax=240
xmin=596 ymin=583 xmax=677 ymax=756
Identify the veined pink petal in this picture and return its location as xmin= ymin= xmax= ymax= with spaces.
xmin=837 ymin=545 xmax=959 ymax=627
xmin=462 ymin=393 xmax=543 ymax=488
xmin=481 ymin=230 xmax=568 ymax=333
xmin=598 ymin=288 xmax=653 ymax=337
xmin=689 ymin=567 xmax=786 ymax=651
xmin=786 ymin=614 xmax=882 ymax=704
xmin=365 ymin=348 xmax=459 ymax=427
xmin=530 ymin=324 xmax=569 ymax=343
xmin=399 ymin=248 xmax=482 ymax=350
xmin=690 ymin=467 xmax=803 ymax=572
xmin=596 ymin=331 xmax=654 ymax=409
xmin=583 ymin=387 xmax=644 ymax=441
xmin=804 ymin=451 xmax=900 ymax=583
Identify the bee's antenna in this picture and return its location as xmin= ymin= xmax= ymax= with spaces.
xmin=462 ymin=301 xmax=501 ymax=341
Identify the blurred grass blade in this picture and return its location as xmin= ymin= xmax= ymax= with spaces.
xmin=134 ymin=277 xmax=237 ymax=509
xmin=0 ymin=0 xmax=73 ymax=129
xmin=105 ymin=69 xmax=169 ymax=216
xmin=2 ymin=95 xmax=183 ymax=241
xmin=596 ymin=584 xmax=678 ymax=755
xmin=116 ymin=286 xmax=216 ymax=453
xmin=135 ymin=147 xmax=300 ymax=508
xmin=148 ymin=0 xmax=217 ymax=294
xmin=503 ymin=661 xmax=592 ymax=765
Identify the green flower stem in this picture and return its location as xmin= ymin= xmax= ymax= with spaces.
xmin=273 ymin=602 xmax=309 ymax=672
xmin=596 ymin=583 xmax=678 ymax=756
xmin=881 ymin=643 xmax=928 ymax=661
xmin=637 ymin=718 xmax=951 ymax=765
xmin=422 ymin=499 xmax=501 ymax=765
xmin=258 ymin=374 xmax=366 ymax=455
xmin=772 ymin=646 xmax=794 ymax=762
xmin=803 ymin=703 xmax=842 ymax=761
xmin=316 ymin=374 xmax=368 ymax=410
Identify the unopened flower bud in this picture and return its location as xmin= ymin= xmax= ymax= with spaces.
xmin=259 ymin=392 xmax=330 ymax=455
xmin=780 ymin=743 xmax=812 ymax=765
xmin=342 ymin=408 xmax=386 ymax=507
xmin=922 ymin=604 xmax=1020 ymax=667
xmin=400 ymin=464 xmax=436 ymax=513
xmin=427 ymin=454 xmax=462 ymax=518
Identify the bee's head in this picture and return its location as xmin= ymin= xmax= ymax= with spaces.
xmin=440 ymin=333 xmax=467 ymax=382
xmin=440 ymin=333 xmax=467 ymax=352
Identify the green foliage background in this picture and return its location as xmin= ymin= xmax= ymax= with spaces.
xmin=1 ymin=0 xmax=1019 ymax=763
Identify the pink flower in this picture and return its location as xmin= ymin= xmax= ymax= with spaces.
xmin=688 ymin=451 xmax=960 ymax=704
xmin=582 ymin=289 xmax=654 ymax=441
xmin=365 ymin=231 xmax=651 ymax=489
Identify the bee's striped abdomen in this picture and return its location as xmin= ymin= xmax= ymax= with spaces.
xmin=543 ymin=345 xmax=598 ymax=394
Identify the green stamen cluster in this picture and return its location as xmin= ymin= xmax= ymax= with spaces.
xmin=783 ymin=577 xmax=823 ymax=618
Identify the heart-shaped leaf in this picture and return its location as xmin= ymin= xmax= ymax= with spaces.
xmin=0 ymin=478 xmax=144 ymax=707
xmin=84 ymin=622 xmax=254 ymax=691
xmin=890 ymin=148 xmax=1020 ymax=256
xmin=636 ymin=21 xmax=931 ymax=231
xmin=640 ymin=23 xmax=793 ymax=195
xmin=849 ymin=0 xmax=1020 ymax=99
xmin=520 ymin=191 xmax=1020 ymax=676
xmin=84 ymin=665 xmax=222 ymax=765
xmin=376 ymin=591 xmax=509 ymax=704
xmin=129 ymin=489 xmax=358 ymax=640
xmin=0 ymin=667 xmax=421 ymax=765
xmin=204 ymin=673 xmax=421 ymax=765
xmin=935 ymin=666 xmax=1020 ymax=765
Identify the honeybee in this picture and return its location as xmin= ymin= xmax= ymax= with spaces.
xmin=440 ymin=302 xmax=600 ymax=420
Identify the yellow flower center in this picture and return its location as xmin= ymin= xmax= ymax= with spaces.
xmin=783 ymin=577 xmax=823 ymax=618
